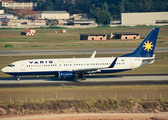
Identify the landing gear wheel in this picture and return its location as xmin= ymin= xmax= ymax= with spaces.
xmin=81 ymin=77 xmax=86 ymax=80
xmin=78 ymin=74 xmax=86 ymax=80
xmin=17 ymin=77 xmax=20 ymax=81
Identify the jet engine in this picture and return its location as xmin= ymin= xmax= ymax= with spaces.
xmin=58 ymin=71 xmax=75 ymax=79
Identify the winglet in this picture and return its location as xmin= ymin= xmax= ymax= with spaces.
xmin=90 ymin=51 xmax=97 ymax=58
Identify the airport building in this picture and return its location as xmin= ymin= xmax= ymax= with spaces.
xmin=0 ymin=14 xmax=14 ymax=19
xmin=74 ymin=19 xmax=97 ymax=26
xmin=0 ymin=2 xmax=37 ymax=10
xmin=121 ymin=12 xmax=168 ymax=26
xmin=0 ymin=10 xmax=4 ymax=14
xmin=35 ymin=11 xmax=69 ymax=20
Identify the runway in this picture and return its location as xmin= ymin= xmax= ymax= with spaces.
xmin=0 ymin=47 xmax=168 ymax=56
xmin=0 ymin=75 xmax=168 ymax=87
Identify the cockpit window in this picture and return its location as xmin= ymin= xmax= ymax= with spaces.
xmin=8 ymin=64 xmax=15 ymax=67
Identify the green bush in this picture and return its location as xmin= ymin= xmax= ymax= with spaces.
xmin=4 ymin=44 xmax=14 ymax=48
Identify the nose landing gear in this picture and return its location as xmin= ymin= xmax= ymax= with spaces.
xmin=11 ymin=75 xmax=21 ymax=81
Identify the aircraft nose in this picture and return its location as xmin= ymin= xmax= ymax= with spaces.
xmin=1 ymin=67 xmax=7 ymax=73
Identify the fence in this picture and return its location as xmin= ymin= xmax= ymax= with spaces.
xmin=0 ymin=89 xmax=168 ymax=102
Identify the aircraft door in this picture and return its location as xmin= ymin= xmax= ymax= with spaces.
xmin=20 ymin=62 xmax=25 ymax=71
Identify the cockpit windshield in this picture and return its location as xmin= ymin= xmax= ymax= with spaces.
xmin=8 ymin=64 xmax=15 ymax=67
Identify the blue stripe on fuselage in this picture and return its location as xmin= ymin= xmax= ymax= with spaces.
xmin=4 ymin=68 xmax=132 ymax=76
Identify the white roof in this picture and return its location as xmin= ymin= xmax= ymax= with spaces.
xmin=41 ymin=11 xmax=69 ymax=14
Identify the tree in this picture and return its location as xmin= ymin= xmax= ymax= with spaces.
xmin=51 ymin=0 xmax=64 ymax=10
xmin=46 ymin=1 xmax=54 ymax=11
xmin=101 ymin=2 xmax=108 ymax=11
xmin=95 ymin=10 xmax=112 ymax=24
xmin=18 ymin=0 xmax=23 ymax=2
xmin=74 ymin=0 xmax=91 ymax=12
xmin=109 ymin=4 xmax=120 ymax=19
xmin=34 ymin=0 xmax=168 ymax=20
xmin=119 ymin=0 xmax=125 ymax=13
xmin=63 ymin=0 xmax=74 ymax=12
xmin=143 ymin=0 xmax=153 ymax=12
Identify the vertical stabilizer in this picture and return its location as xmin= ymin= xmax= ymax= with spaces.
xmin=90 ymin=51 xmax=97 ymax=58
xmin=121 ymin=28 xmax=159 ymax=57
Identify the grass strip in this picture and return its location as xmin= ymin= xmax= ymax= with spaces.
xmin=0 ymin=97 xmax=168 ymax=115
xmin=0 ymin=85 xmax=168 ymax=102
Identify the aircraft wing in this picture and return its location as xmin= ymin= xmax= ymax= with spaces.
xmin=73 ymin=57 xmax=118 ymax=74
xmin=73 ymin=68 xmax=102 ymax=74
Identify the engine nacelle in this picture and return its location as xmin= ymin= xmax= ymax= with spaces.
xmin=58 ymin=71 xmax=75 ymax=79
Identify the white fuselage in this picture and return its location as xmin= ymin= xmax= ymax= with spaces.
xmin=1 ymin=56 xmax=154 ymax=76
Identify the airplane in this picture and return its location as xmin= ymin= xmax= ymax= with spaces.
xmin=1 ymin=28 xmax=159 ymax=81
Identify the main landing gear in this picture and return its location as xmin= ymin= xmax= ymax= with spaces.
xmin=17 ymin=77 xmax=20 ymax=81
xmin=81 ymin=77 xmax=86 ymax=80
xmin=78 ymin=74 xmax=86 ymax=80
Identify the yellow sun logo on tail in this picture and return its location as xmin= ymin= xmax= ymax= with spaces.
xmin=143 ymin=41 xmax=153 ymax=52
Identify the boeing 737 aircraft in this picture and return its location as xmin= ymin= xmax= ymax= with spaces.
xmin=1 ymin=28 xmax=159 ymax=80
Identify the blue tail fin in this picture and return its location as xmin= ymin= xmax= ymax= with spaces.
xmin=121 ymin=28 xmax=159 ymax=57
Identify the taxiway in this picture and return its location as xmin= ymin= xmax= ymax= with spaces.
xmin=0 ymin=75 xmax=168 ymax=87
xmin=0 ymin=47 xmax=168 ymax=56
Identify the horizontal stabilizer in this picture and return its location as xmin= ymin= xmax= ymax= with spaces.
xmin=142 ymin=57 xmax=166 ymax=61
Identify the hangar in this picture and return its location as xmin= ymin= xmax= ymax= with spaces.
xmin=80 ymin=33 xmax=140 ymax=40
xmin=80 ymin=34 xmax=107 ymax=40
xmin=35 ymin=11 xmax=69 ymax=20
xmin=112 ymin=33 xmax=140 ymax=39
xmin=121 ymin=12 xmax=168 ymax=26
